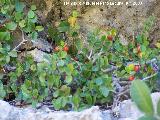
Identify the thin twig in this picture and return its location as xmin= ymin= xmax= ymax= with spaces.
xmin=12 ymin=30 xmax=27 ymax=51
xmin=142 ymin=73 xmax=158 ymax=81
xmin=88 ymin=49 xmax=93 ymax=59
xmin=71 ymin=58 xmax=82 ymax=70
xmin=102 ymin=66 xmax=118 ymax=73
xmin=102 ymin=58 xmax=158 ymax=73
xmin=92 ymin=49 xmax=104 ymax=63
xmin=146 ymin=58 xmax=157 ymax=64
xmin=117 ymin=89 xmax=130 ymax=97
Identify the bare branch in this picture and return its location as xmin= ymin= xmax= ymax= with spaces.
xmin=92 ymin=49 xmax=104 ymax=63
xmin=142 ymin=73 xmax=158 ymax=81
xmin=12 ymin=30 xmax=28 ymax=51
xmin=102 ymin=66 xmax=118 ymax=73
xmin=117 ymin=89 xmax=130 ymax=97
xmin=88 ymin=49 xmax=93 ymax=59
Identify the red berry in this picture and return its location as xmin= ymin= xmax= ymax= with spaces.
xmin=134 ymin=65 xmax=140 ymax=72
xmin=63 ymin=46 xmax=69 ymax=52
xmin=128 ymin=76 xmax=135 ymax=81
xmin=107 ymin=35 xmax=113 ymax=41
xmin=54 ymin=46 xmax=59 ymax=52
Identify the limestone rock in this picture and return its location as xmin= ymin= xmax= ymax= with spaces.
xmin=0 ymin=102 xmax=110 ymax=120
xmin=119 ymin=92 xmax=160 ymax=120
xmin=0 ymin=92 xmax=159 ymax=120
xmin=0 ymin=100 xmax=13 ymax=120
xmin=16 ymin=0 xmax=160 ymax=46
xmin=27 ymin=48 xmax=49 ymax=62
xmin=32 ymin=38 xmax=53 ymax=53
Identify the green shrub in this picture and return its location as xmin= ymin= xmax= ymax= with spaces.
xmin=0 ymin=1 xmax=160 ymax=111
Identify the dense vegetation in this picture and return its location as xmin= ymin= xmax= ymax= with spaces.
xmin=0 ymin=1 xmax=160 ymax=119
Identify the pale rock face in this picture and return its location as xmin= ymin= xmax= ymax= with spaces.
xmin=32 ymin=38 xmax=53 ymax=53
xmin=0 ymin=100 xmax=13 ymax=120
xmin=119 ymin=92 xmax=160 ymax=120
xmin=118 ymin=100 xmax=144 ymax=120
xmin=78 ymin=0 xmax=159 ymax=42
xmin=13 ymin=0 xmax=160 ymax=52
xmin=27 ymin=48 xmax=49 ymax=63
xmin=0 ymin=93 xmax=159 ymax=120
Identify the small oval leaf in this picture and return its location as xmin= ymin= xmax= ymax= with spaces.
xmin=6 ymin=22 xmax=17 ymax=30
xmin=130 ymin=80 xmax=154 ymax=115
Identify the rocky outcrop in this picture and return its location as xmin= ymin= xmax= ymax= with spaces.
xmin=12 ymin=0 xmax=160 ymax=54
xmin=0 ymin=92 xmax=159 ymax=120
xmin=27 ymin=48 xmax=50 ymax=62
xmin=24 ymin=0 xmax=160 ymax=43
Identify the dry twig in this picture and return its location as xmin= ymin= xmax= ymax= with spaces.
xmin=12 ymin=30 xmax=28 ymax=51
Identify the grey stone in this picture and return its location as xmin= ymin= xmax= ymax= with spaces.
xmin=12 ymin=0 xmax=160 ymax=52
xmin=118 ymin=92 xmax=160 ymax=120
xmin=27 ymin=48 xmax=50 ymax=63
xmin=32 ymin=38 xmax=53 ymax=53
xmin=0 ymin=92 xmax=160 ymax=120
xmin=0 ymin=100 xmax=13 ymax=120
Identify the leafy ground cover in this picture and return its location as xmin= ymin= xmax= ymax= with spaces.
xmin=0 ymin=1 xmax=160 ymax=119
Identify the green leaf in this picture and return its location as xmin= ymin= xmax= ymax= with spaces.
xmin=61 ymin=97 xmax=67 ymax=108
xmin=21 ymin=85 xmax=30 ymax=100
xmin=30 ymin=64 xmax=36 ymax=71
xmin=58 ymin=21 xmax=70 ymax=32
xmin=0 ymin=74 xmax=4 ymax=79
xmin=157 ymin=99 xmax=160 ymax=117
xmin=136 ymin=34 xmax=143 ymax=43
xmin=48 ymin=26 xmax=58 ymax=39
xmin=15 ymin=1 xmax=25 ymax=12
xmin=53 ymin=90 xmax=59 ymax=98
xmin=75 ymin=39 xmax=83 ymax=50
xmin=57 ymin=60 xmax=65 ymax=66
xmin=15 ymin=12 xmax=23 ymax=21
xmin=6 ymin=22 xmax=17 ymax=30
xmin=24 ymin=80 xmax=31 ymax=88
xmin=130 ymin=80 xmax=154 ymax=115
xmin=58 ymin=51 xmax=67 ymax=59
xmin=31 ymin=5 xmax=36 ymax=10
xmin=65 ymin=75 xmax=72 ymax=84
xmin=72 ymin=10 xmax=78 ymax=17
xmin=0 ymin=32 xmax=10 ymax=41
xmin=19 ymin=20 xmax=26 ymax=28
xmin=29 ymin=16 xmax=37 ymax=23
xmin=99 ymin=86 xmax=109 ymax=97
xmin=30 ymin=31 xmax=38 ymax=40
xmin=48 ymin=75 xmax=54 ymax=87
xmin=39 ymin=72 xmax=46 ymax=86
xmin=52 ymin=98 xmax=62 ymax=110
xmin=101 ymin=35 xmax=106 ymax=41
xmin=95 ymin=77 xmax=103 ymax=86
xmin=32 ymin=100 xmax=38 ymax=108
xmin=0 ymin=82 xmax=6 ymax=99
xmin=138 ymin=115 xmax=157 ymax=120
xmin=8 ymin=50 xmax=17 ymax=57
xmin=86 ymin=94 xmax=92 ymax=105
xmin=32 ymin=89 xmax=38 ymax=97
xmin=6 ymin=55 xmax=10 ymax=63
xmin=73 ymin=95 xmax=80 ymax=109
xmin=28 ymin=10 xmax=35 ymax=18
xmin=51 ymin=62 xmax=56 ymax=71
xmin=92 ymin=65 xmax=99 ymax=72
xmin=35 ymin=26 xmax=44 ymax=32
xmin=67 ymin=63 xmax=74 ymax=72
xmin=60 ymin=85 xmax=70 ymax=95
